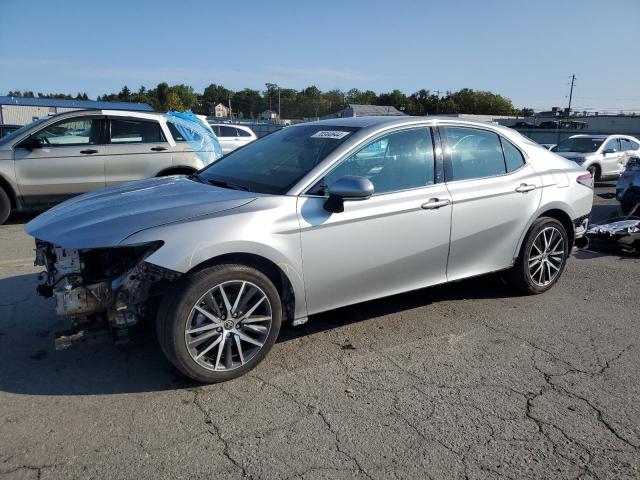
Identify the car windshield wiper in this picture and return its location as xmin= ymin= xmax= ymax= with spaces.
xmin=203 ymin=177 xmax=249 ymax=191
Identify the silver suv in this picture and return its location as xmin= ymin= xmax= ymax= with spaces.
xmin=551 ymin=134 xmax=640 ymax=180
xmin=0 ymin=110 xmax=221 ymax=224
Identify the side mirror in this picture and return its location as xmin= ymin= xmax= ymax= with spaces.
xmin=602 ymin=148 xmax=616 ymax=155
xmin=324 ymin=176 xmax=374 ymax=213
xmin=18 ymin=137 xmax=43 ymax=151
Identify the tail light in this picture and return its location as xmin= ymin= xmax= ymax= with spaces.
xmin=577 ymin=172 xmax=593 ymax=187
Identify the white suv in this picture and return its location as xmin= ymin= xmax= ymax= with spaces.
xmin=208 ymin=123 xmax=257 ymax=154
xmin=0 ymin=109 xmax=221 ymax=224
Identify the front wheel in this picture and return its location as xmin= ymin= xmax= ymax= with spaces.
xmin=505 ymin=217 xmax=569 ymax=294
xmin=157 ymin=264 xmax=282 ymax=383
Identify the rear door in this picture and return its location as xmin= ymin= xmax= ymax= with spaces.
xmin=13 ymin=115 xmax=106 ymax=206
xmin=441 ymin=125 xmax=542 ymax=280
xmin=104 ymin=116 xmax=173 ymax=185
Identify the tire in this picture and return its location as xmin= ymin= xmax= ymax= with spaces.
xmin=157 ymin=263 xmax=282 ymax=383
xmin=0 ymin=187 xmax=11 ymax=225
xmin=587 ymin=165 xmax=599 ymax=181
xmin=620 ymin=187 xmax=640 ymax=216
xmin=505 ymin=217 xmax=569 ymax=295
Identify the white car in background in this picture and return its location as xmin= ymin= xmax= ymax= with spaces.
xmin=208 ymin=123 xmax=257 ymax=154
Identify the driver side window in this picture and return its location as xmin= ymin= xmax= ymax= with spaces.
xmin=33 ymin=117 xmax=101 ymax=146
xmin=316 ymin=127 xmax=435 ymax=195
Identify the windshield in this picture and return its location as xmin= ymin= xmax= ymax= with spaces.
xmin=0 ymin=117 xmax=50 ymax=146
xmin=552 ymin=137 xmax=604 ymax=153
xmin=197 ymin=125 xmax=359 ymax=194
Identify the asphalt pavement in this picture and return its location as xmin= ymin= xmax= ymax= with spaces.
xmin=0 ymin=181 xmax=638 ymax=479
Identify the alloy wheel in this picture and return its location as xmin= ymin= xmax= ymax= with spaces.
xmin=184 ymin=280 xmax=272 ymax=371
xmin=528 ymin=226 xmax=565 ymax=287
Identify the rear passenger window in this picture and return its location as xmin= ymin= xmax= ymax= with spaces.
xmin=110 ymin=119 xmax=165 ymax=144
xmin=444 ymin=126 xmax=506 ymax=181
xmin=501 ymin=138 xmax=525 ymax=172
xmin=237 ymin=128 xmax=252 ymax=137
xmin=219 ymin=126 xmax=238 ymax=137
xmin=167 ymin=122 xmax=185 ymax=141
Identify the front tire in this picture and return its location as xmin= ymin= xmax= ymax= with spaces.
xmin=506 ymin=217 xmax=569 ymax=294
xmin=0 ymin=188 xmax=11 ymax=225
xmin=157 ymin=264 xmax=282 ymax=383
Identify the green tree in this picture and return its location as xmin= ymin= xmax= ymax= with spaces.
xmin=169 ymin=84 xmax=197 ymax=111
xmin=201 ymin=84 xmax=233 ymax=115
xmin=165 ymin=91 xmax=184 ymax=112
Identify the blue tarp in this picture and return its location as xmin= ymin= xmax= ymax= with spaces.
xmin=165 ymin=111 xmax=222 ymax=165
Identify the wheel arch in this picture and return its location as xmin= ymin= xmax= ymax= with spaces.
xmin=514 ymin=205 xmax=575 ymax=260
xmin=187 ymin=252 xmax=299 ymax=325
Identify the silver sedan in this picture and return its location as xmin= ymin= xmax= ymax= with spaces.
xmin=26 ymin=116 xmax=594 ymax=383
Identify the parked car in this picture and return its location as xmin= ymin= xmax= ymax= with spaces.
xmin=617 ymin=155 xmax=640 ymax=215
xmin=550 ymin=134 xmax=640 ymax=180
xmin=208 ymin=123 xmax=257 ymax=154
xmin=0 ymin=124 xmax=20 ymax=139
xmin=0 ymin=110 xmax=221 ymax=224
xmin=26 ymin=116 xmax=593 ymax=383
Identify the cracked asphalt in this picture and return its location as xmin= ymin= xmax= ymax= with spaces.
xmin=0 ymin=182 xmax=638 ymax=479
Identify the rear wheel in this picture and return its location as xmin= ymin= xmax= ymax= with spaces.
xmin=506 ymin=217 xmax=569 ymax=294
xmin=587 ymin=165 xmax=599 ymax=181
xmin=0 ymin=188 xmax=11 ymax=225
xmin=157 ymin=264 xmax=282 ymax=383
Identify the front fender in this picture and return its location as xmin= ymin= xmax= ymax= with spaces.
xmin=121 ymin=197 xmax=308 ymax=320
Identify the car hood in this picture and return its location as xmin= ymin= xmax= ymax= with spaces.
xmin=25 ymin=176 xmax=257 ymax=248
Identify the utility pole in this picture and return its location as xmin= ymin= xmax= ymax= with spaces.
xmin=278 ymin=86 xmax=281 ymax=121
xmin=434 ymin=90 xmax=441 ymax=115
xmin=228 ymin=93 xmax=232 ymax=120
xmin=567 ymin=74 xmax=576 ymax=118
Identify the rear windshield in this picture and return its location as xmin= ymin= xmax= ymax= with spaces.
xmin=552 ymin=137 xmax=604 ymax=153
xmin=198 ymin=125 xmax=359 ymax=194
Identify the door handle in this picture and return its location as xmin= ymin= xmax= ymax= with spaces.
xmin=515 ymin=183 xmax=536 ymax=193
xmin=151 ymin=146 xmax=168 ymax=151
xmin=421 ymin=198 xmax=451 ymax=210
xmin=80 ymin=149 xmax=98 ymax=154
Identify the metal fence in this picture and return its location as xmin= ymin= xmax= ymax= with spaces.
xmin=206 ymin=117 xmax=285 ymax=138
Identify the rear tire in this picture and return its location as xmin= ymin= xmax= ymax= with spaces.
xmin=587 ymin=165 xmax=599 ymax=181
xmin=0 ymin=188 xmax=11 ymax=225
xmin=620 ymin=187 xmax=640 ymax=216
xmin=505 ymin=217 xmax=569 ymax=294
xmin=157 ymin=264 xmax=282 ymax=383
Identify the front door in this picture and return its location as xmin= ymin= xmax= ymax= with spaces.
xmin=298 ymin=126 xmax=452 ymax=315
xmin=601 ymin=137 xmax=623 ymax=177
xmin=14 ymin=115 xmax=106 ymax=206
xmin=103 ymin=117 xmax=173 ymax=185
xmin=441 ymin=125 xmax=543 ymax=280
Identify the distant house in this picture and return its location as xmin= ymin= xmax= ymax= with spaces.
xmin=214 ymin=103 xmax=229 ymax=118
xmin=324 ymin=104 xmax=406 ymax=119
xmin=261 ymin=110 xmax=279 ymax=121
xmin=0 ymin=96 xmax=154 ymax=125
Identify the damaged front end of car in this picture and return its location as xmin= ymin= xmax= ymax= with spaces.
xmin=34 ymin=240 xmax=181 ymax=348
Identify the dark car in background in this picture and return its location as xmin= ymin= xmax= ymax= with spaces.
xmin=0 ymin=124 xmax=20 ymax=139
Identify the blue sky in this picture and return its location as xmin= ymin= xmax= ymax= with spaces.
xmin=1 ymin=0 xmax=638 ymax=112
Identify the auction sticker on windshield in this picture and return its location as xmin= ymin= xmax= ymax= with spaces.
xmin=311 ymin=130 xmax=351 ymax=139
